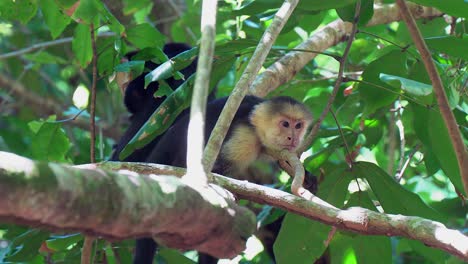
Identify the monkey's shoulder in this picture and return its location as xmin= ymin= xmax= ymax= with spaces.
xmin=221 ymin=123 xmax=262 ymax=171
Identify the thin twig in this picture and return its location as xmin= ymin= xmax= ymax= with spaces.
xmin=330 ymin=109 xmax=352 ymax=168
xmin=89 ymin=24 xmax=98 ymax=163
xmin=53 ymin=109 xmax=86 ymax=123
xmin=298 ymin=0 xmax=361 ymax=154
xmin=82 ymin=23 xmax=98 ymax=264
xmin=387 ymin=105 xmax=397 ymax=175
xmin=0 ymin=32 xmax=115 ymax=60
xmin=350 ymin=78 xmax=432 ymax=107
xmin=167 ymin=0 xmax=197 ymax=42
xmin=395 ymin=101 xmax=406 ymax=172
xmin=396 ymin=144 xmax=421 ymax=182
xmin=358 ymin=30 xmax=418 ymax=58
xmin=395 ymin=0 xmax=468 ymax=195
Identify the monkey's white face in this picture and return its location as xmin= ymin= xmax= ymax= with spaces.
xmin=261 ymin=116 xmax=307 ymax=152
xmin=250 ymin=99 xmax=312 ymax=153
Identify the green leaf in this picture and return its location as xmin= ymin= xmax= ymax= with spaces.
xmin=46 ymin=234 xmax=83 ymax=251
xmin=5 ymin=230 xmax=50 ymax=262
xmin=72 ymin=23 xmax=93 ymax=68
xmin=336 ymin=93 xmax=363 ymax=125
xmin=39 ymin=0 xmax=71 ymax=38
xmin=0 ymin=0 xmax=38 ymax=24
xmin=23 ymin=51 xmax=67 ymax=64
xmin=120 ymin=56 xmax=236 ymax=160
xmin=409 ymin=0 xmax=468 ymax=18
xmin=305 ymin=132 xmax=357 ymax=171
xmin=317 ymin=165 xmax=353 ymax=207
xmin=29 ymin=122 xmax=71 ymax=162
xmin=425 ymin=36 xmax=468 ymax=60
xmin=379 ymin=73 xmax=433 ymax=96
xmin=129 ymin=47 xmax=167 ymax=63
xmin=431 ymin=198 xmax=467 ymax=219
xmin=70 ymin=0 xmax=100 ymax=24
xmin=305 ymin=148 xmax=334 ymax=171
xmin=344 ymin=192 xmax=392 ymax=264
xmin=348 ymin=38 xmax=376 ymax=65
xmin=328 ymin=233 xmax=357 ymax=263
xmin=359 ymin=49 xmax=408 ymax=115
xmin=423 ymin=147 xmax=441 ymax=176
xmin=355 ymin=162 xmax=444 ymax=221
xmin=126 ymin=23 xmax=166 ymax=49
xmin=158 ymin=248 xmax=195 ymax=264
xmin=407 ymin=60 xmax=434 ymax=105
xmin=336 ymin=0 xmax=374 ymax=26
xmin=232 ymin=0 xmax=283 ymax=16
xmin=144 ymin=47 xmax=199 ymax=87
xmin=274 ymin=213 xmax=330 ymax=264
xmin=55 ymin=0 xmax=76 ymax=8
xmin=406 ymin=240 xmax=448 ymax=263
xmin=426 ymin=110 xmax=464 ymax=194
xmin=297 ymin=0 xmax=357 ymax=11
xmin=97 ymin=37 xmax=121 ymax=76
xmin=96 ymin=1 xmax=124 ymax=34
xmin=153 ymin=82 xmax=174 ymax=98
xmin=274 ymin=165 xmax=352 ymax=263
xmin=115 ymin=60 xmax=145 ymax=73
xmin=362 ymin=118 xmax=383 ymax=147
xmin=411 ymin=105 xmax=464 ymax=194
xmin=123 ymin=0 xmax=152 ymax=15
xmin=214 ymin=39 xmax=258 ymax=55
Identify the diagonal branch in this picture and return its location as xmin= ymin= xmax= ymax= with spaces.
xmin=250 ymin=3 xmax=443 ymax=97
xmin=395 ymin=0 xmax=468 ymax=195
xmin=97 ymin=159 xmax=468 ymax=261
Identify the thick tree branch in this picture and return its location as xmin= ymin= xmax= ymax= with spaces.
xmin=395 ymin=0 xmax=468 ymax=195
xmin=97 ymin=160 xmax=468 ymax=261
xmin=0 ymin=152 xmax=255 ymax=259
xmin=1 ymin=151 xmax=467 ymax=260
xmin=249 ymin=3 xmax=443 ymax=97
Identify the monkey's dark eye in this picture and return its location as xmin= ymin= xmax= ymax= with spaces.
xmin=281 ymin=121 xmax=289 ymax=128
xmin=295 ymin=123 xmax=302 ymax=129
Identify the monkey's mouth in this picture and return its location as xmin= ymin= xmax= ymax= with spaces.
xmin=282 ymin=144 xmax=297 ymax=151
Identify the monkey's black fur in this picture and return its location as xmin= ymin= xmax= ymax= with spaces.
xmin=110 ymin=43 xmax=197 ymax=162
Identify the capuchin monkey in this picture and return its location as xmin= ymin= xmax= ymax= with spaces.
xmin=133 ymin=95 xmax=313 ymax=264
xmin=110 ymin=43 xmax=198 ymax=162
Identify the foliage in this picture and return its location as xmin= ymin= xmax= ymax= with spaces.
xmin=0 ymin=0 xmax=467 ymax=263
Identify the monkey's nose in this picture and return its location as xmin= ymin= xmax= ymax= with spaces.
xmin=287 ymin=137 xmax=292 ymax=141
